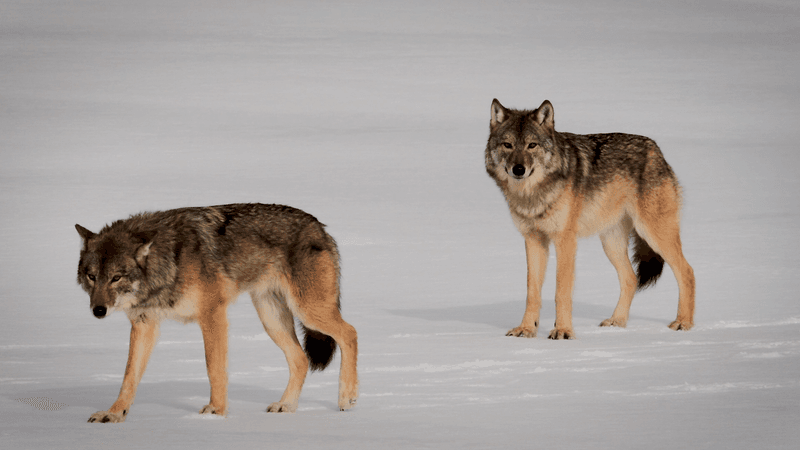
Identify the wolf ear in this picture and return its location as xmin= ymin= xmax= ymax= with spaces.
xmin=75 ymin=224 xmax=95 ymax=241
xmin=534 ymin=100 xmax=554 ymax=128
xmin=133 ymin=231 xmax=157 ymax=268
xmin=490 ymin=99 xmax=508 ymax=128
xmin=135 ymin=240 xmax=154 ymax=268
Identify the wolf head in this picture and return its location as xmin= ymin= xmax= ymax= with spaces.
xmin=76 ymin=224 xmax=155 ymax=318
xmin=485 ymin=99 xmax=564 ymax=187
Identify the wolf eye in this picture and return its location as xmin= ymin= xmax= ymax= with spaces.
xmin=528 ymin=143 xmax=537 ymax=149
xmin=111 ymin=275 xmax=122 ymax=283
xmin=87 ymin=274 xmax=96 ymax=282
xmin=502 ymin=142 xmax=513 ymax=149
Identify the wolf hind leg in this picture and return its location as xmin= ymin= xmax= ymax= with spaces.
xmin=251 ymin=284 xmax=308 ymax=413
xmin=599 ymin=217 xmax=637 ymax=328
xmin=289 ymin=251 xmax=358 ymax=411
xmin=299 ymin=313 xmax=358 ymax=411
xmin=633 ymin=183 xmax=695 ymax=330
xmin=298 ymin=315 xmax=358 ymax=410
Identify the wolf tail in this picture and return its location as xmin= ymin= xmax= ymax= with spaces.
xmin=632 ymin=231 xmax=664 ymax=290
xmin=301 ymin=325 xmax=337 ymax=372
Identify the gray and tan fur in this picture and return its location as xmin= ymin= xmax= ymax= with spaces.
xmin=485 ymin=99 xmax=695 ymax=339
xmin=76 ymin=203 xmax=358 ymax=422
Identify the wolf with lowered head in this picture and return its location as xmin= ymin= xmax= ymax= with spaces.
xmin=485 ymin=99 xmax=695 ymax=339
xmin=76 ymin=203 xmax=358 ymax=422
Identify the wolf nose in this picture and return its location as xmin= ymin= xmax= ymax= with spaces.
xmin=92 ymin=306 xmax=107 ymax=318
xmin=512 ymin=164 xmax=526 ymax=177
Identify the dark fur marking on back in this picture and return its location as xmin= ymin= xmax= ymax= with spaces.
xmin=216 ymin=213 xmax=235 ymax=236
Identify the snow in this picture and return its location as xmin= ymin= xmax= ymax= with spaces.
xmin=1 ymin=0 xmax=799 ymax=448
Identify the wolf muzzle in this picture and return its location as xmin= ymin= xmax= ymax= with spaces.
xmin=507 ymin=164 xmax=528 ymax=179
xmin=92 ymin=305 xmax=108 ymax=318
xmin=511 ymin=164 xmax=526 ymax=178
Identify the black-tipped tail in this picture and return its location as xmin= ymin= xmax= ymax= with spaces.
xmin=302 ymin=325 xmax=337 ymax=372
xmin=632 ymin=232 xmax=664 ymax=290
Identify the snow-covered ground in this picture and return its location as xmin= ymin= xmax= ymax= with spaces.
xmin=2 ymin=1 xmax=799 ymax=448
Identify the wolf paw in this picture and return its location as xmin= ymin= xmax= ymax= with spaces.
xmin=506 ymin=326 xmax=537 ymax=338
xmin=600 ymin=317 xmax=627 ymax=328
xmin=668 ymin=319 xmax=693 ymax=331
xmin=339 ymin=396 xmax=357 ymax=411
xmin=199 ymin=404 xmax=225 ymax=415
xmin=266 ymin=401 xmax=297 ymax=413
xmin=548 ymin=328 xmax=575 ymax=340
xmin=88 ymin=410 xmax=126 ymax=423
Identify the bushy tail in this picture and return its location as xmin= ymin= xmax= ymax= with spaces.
xmin=632 ymin=231 xmax=664 ymax=290
xmin=301 ymin=325 xmax=337 ymax=372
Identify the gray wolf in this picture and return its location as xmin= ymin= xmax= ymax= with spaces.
xmin=485 ymin=99 xmax=695 ymax=339
xmin=75 ymin=203 xmax=358 ymax=422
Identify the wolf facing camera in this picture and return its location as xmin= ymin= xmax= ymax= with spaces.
xmin=485 ymin=99 xmax=695 ymax=339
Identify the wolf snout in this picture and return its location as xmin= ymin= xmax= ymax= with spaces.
xmin=508 ymin=164 xmax=528 ymax=179
xmin=92 ymin=305 xmax=108 ymax=318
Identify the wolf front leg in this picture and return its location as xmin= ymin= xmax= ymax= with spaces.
xmin=198 ymin=302 xmax=230 ymax=416
xmin=507 ymin=232 xmax=549 ymax=338
xmin=88 ymin=318 xmax=160 ymax=423
xmin=550 ymin=231 xmax=577 ymax=340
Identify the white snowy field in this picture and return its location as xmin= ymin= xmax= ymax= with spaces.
xmin=1 ymin=0 xmax=799 ymax=448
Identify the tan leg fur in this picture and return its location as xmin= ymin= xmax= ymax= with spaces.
xmin=87 ymin=319 xmax=160 ymax=423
